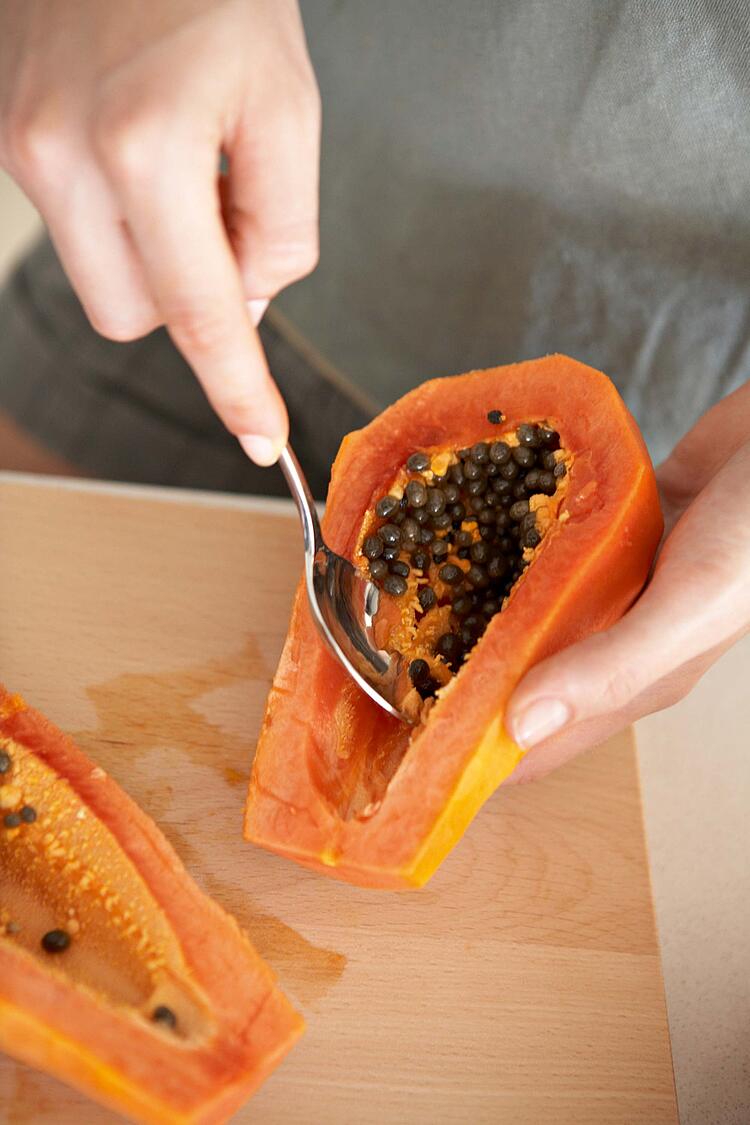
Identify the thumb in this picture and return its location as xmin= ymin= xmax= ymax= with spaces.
xmin=504 ymin=567 xmax=712 ymax=778
xmin=505 ymin=441 xmax=750 ymax=783
xmin=505 ymin=619 xmax=664 ymax=755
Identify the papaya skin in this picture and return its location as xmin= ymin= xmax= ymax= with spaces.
xmin=0 ymin=688 xmax=303 ymax=1125
xmin=244 ymin=355 xmax=663 ymax=889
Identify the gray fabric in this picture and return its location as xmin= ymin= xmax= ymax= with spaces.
xmin=281 ymin=0 xmax=750 ymax=461
xmin=1 ymin=0 xmax=747 ymax=481
xmin=0 ymin=235 xmax=371 ymax=498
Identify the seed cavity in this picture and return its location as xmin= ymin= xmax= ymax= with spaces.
xmin=359 ymin=421 xmax=570 ymax=704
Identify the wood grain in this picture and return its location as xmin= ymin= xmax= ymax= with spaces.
xmin=0 ymin=477 xmax=677 ymax=1124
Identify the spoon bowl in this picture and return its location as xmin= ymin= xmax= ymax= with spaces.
xmin=278 ymin=446 xmax=409 ymax=723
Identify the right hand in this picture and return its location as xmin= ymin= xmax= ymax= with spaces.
xmin=0 ymin=0 xmax=321 ymax=464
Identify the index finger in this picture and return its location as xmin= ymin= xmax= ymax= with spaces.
xmin=114 ymin=151 xmax=288 ymax=464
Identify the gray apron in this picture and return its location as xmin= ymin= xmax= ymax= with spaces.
xmin=1 ymin=0 xmax=747 ymax=490
xmin=283 ymin=0 xmax=750 ymax=462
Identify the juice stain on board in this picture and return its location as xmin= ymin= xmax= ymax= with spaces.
xmin=4 ymin=1065 xmax=100 ymax=1125
xmin=5 ymin=1068 xmax=48 ymax=1125
xmin=68 ymin=638 xmax=346 ymax=1008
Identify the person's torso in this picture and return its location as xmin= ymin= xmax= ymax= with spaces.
xmin=280 ymin=0 xmax=750 ymax=459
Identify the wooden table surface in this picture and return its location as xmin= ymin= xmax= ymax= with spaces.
xmin=0 ymin=476 xmax=677 ymax=1124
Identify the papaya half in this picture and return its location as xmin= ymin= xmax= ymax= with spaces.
xmin=244 ymin=355 xmax=663 ymax=889
xmin=0 ymin=686 xmax=303 ymax=1124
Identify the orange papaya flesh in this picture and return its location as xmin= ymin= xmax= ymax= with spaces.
xmin=0 ymin=687 xmax=303 ymax=1125
xmin=244 ymin=355 xmax=663 ymax=890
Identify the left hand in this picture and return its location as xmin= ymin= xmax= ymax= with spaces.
xmin=505 ymin=379 xmax=750 ymax=784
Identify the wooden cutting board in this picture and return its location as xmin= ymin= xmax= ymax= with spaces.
xmin=0 ymin=477 xmax=677 ymax=1124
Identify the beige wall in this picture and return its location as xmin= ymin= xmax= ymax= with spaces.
xmin=0 ymin=171 xmax=40 ymax=279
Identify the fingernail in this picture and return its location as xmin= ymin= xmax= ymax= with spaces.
xmin=510 ymin=698 xmax=571 ymax=749
xmin=238 ymin=434 xmax=284 ymax=467
xmin=247 ymin=298 xmax=269 ymax=327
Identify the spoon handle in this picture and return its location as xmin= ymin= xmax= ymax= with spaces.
xmin=277 ymin=446 xmax=324 ymax=555
xmin=277 ymin=444 xmax=407 ymax=723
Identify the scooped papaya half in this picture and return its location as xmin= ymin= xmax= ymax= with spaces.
xmin=0 ymin=687 xmax=303 ymax=1125
xmin=244 ymin=355 xmax=663 ymax=890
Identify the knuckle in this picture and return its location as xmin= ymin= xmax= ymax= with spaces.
xmin=584 ymin=634 xmax=644 ymax=714
xmin=92 ymin=96 xmax=159 ymax=182
xmin=266 ymin=73 xmax=321 ymax=156
xmin=249 ymin=227 xmax=320 ymax=293
xmin=660 ymin=681 xmax=690 ymax=711
xmin=658 ymin=662 xmax=704 ymax=711
xmin=293 ymin=234 xmax=320 ymax=276
xmin=298 ymin=77 xmax=322 ymax=132
xmin=167 ymin=304 xmax=232 ymax=355
xmin=596 ymin=660 xmax=642 ymax=713
xmin=216 ymin=397 xmax=259 ymax=435
xmin=3 ymin=101 xmax=68 ymax=180
xmin=275 ymin=237 xmax=319 ymax=284
xmin=281 ymin=64 xmax=322 ymax=132
xmin=87 ymin=306 xmax=158 ymax=343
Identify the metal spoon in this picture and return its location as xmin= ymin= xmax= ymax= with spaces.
xmin=278 ymin=445 xmax=409 ymax=723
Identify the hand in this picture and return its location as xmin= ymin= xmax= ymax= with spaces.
xmin=0 ymin=0 xmax=321 ymax=464
xmin=505 ymin=380 xmax=750 ymax=783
